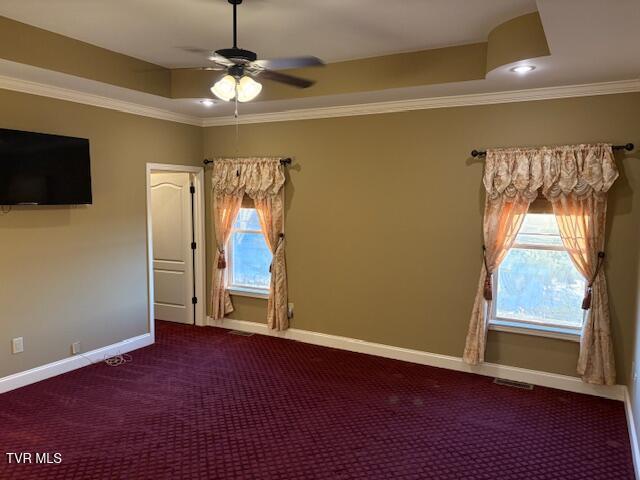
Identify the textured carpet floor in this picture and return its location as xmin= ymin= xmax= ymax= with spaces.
xmin=0 ymin=320 xmax=634 ymax=479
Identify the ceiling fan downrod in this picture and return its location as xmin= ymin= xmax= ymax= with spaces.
xmin=205 ymin=0 xmax=322 ymax=100
xmin=230 ymin=0 xmax=241 ymax=49
xmin=217 ymin=0 xmax=257 ymax=63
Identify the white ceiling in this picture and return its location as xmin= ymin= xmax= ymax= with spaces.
xmin=0 ymin=0 xmax=537 ymax=66
xmin=0 ymin=0 xmax=638 ymax=119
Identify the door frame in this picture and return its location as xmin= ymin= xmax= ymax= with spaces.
xmin=146 ymin=163 xmax=206 ymax=340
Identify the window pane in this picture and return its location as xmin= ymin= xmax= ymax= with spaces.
xmin=496 ymin=247 xmax=585 ymax=327
xmin=518 ymin=214 xmax=559 ymax=235
xmin=230 ymin=231 xmax=272 ymax=289
xmin=516 ymin=213 xmax=563 ymax=246
xmin=234 ymin=208 xmax=262 ymax=231
xmin=516 ymin=233 xmax=564 ymax=247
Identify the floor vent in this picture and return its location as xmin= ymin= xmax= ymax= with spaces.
xmin=228 ymin=330 xmax=255 ymax=337
xmin=493 ymin=378 xmax=534 ymax=390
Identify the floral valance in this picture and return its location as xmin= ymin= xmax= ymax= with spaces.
xmin=483 ymin=144 xmax=619 ymax=200
xmin=211 ymin=157 xmax=286 ymax=199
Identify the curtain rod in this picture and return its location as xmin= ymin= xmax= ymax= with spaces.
xmin=203 ymin=158 xmax=292 ymax=166
xmin=470 ymin=143 xmax=634 ymax=158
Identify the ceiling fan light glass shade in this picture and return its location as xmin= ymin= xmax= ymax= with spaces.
xmin=236 ymin=76 xmax=262 ymax=102
xmin=211 ymin=75 xmax=237 ymax=101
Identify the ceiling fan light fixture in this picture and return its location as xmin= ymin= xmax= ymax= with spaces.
xmin=211 ymin=74 xmax=237 ymax=101
xmin=195 ymin=0 xmax=323 ymax=101
xmin=236 ymin=76 xmax=262 ymax=102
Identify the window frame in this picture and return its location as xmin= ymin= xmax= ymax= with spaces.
xmin=488 ymin=214 xmax=585 ymax=342
xmin=226 ymin=208 xmax=271 ymax=299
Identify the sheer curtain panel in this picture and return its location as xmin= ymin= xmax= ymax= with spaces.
xmin=463 ymin=144 xmax=618 ymax=385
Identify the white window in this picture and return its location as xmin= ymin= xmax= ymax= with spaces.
xmin=490 ymin=212 xmax=585 ymax=339
xmin=226 ymin=207 xmax=272 ymax=297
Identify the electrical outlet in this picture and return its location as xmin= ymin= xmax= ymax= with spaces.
xmin=71 ymin=342 xmax=81 ymax=355
xmin=12 ymin=337 xmax=24 ymax=354
xmin=287 ymin=302 xmax=294 ymax=319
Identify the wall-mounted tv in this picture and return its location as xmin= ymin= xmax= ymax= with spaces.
xmin=0 ymin=128 xmax=92 ymax=205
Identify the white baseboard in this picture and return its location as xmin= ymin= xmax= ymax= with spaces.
xmin=625 ymin=387 xmax=640 ymax=479
xmin=208 ymin=316 xmax=626 ymax=401
xmin=0 ymin=333 xmax=154 ymax=394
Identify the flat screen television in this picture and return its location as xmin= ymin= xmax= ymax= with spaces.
xmin=0 ymin=128 xmax=92 ymax=205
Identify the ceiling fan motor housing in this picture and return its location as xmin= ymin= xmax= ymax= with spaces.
xmin=216 ymin=48 xmax=257 ymax=63
xmin=228 ymin=64 xmax=245 ymax=78
xmin=204 ymin=0 xmax=321 ymax=93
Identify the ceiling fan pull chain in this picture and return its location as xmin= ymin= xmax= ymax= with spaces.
xmin=234 ymin=92 xmax=240 ymax=156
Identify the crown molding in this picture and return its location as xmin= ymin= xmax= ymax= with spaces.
xmin=202 ymin=78 xmax=640 ymax=126
xmin=1 ymin=73 xmax=638 ymax=128
xmin=0 ymin=74 xmax=202 ymax=126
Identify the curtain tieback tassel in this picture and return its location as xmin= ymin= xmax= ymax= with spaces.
xmin=217 ymin=250 xmax=227 ymax=269
xmin=483 ymin=273 xmax=493 ymax=301
xmin=582 ymin=287 xmax=592 ymax=310
xmin=482 ymin=245 xmax=493 ymax=301
xmin=269 ymin=234 xmax=284 ymax=273
xmin=582 ymin=251 xmax=605 ymax=310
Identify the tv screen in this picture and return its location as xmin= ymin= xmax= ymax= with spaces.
xmin=0 ymin=128 xmax=92 ymax=205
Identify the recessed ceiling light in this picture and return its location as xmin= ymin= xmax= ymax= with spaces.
xmin=200 ymin=99 xmax=215 ymax=107
xmin=510 ymin=65 xmax=536 ymax=74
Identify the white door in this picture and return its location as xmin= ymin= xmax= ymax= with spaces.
xmin=151 ymin=172 xmax=194 ymax=324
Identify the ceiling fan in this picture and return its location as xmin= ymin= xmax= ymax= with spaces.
xmin=189 ymin=0 xmax=325 ymax=102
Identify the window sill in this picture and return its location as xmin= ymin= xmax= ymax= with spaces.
xmin=228 ymin=287 xmax=270 ymax=300
xmin=489 ymin=319 xmax=581 ymax=342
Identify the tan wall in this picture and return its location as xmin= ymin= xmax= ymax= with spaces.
xmin=486 ymin=12 xmax=549 ymax=72
xmin=173 ymin=12 xmax=549 ymax=101
xmin=0 ymin=16 xmax=171 ymax=97
xmin=0 ymin=89 xmax=202 ymax=377
xmin=204 ymin=93 xmax=640 ymax=384
xmin=0 ymin=13 xmax=547 ymax=101
xmin=626 ymin=180 xmax=640 ymax=434
xmin=629 ymin=263 xmax=640 ymax=435
xmin=1 ymin=88 xmax=637 ymax=386
xmin=173 ymin=43 xmax=488 ymax=101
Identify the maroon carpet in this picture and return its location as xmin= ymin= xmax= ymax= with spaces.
xmin=0 ymin=321 xmax=634 ymax=479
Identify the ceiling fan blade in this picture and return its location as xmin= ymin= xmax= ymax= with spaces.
xmin=253 ymin=56 xmax=324 ymax=70
xmin=173 ymin=66 xmax=227 ymax=71
xmin=256 ymin=69 xmax=315 ymax=89
xmin=177 ymin=47 xmax=235 ymax=66
xmin=208 ymin=52 xmax=236 ymax=66
xmin=177 ymin=46 xmax=213 ymax=55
